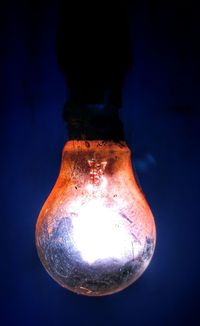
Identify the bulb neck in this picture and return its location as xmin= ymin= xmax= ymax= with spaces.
xmin=63 ymin=101 xmax=125 ymax=141
xmin=62 ymin=140 xmax=129 ymax=153
xmin=60 ymin=140 xmax=135 ymax=190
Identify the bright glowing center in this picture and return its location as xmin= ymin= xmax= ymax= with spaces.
xmin=70 ymin=200 xmax=134 ymax=264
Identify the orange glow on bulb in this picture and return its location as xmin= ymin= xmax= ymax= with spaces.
xmin=36 ymin=140 xmax=156 ymax=296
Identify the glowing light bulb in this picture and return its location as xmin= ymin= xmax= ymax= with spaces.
xmin=36 ymin=141 xmax=156 ymax=296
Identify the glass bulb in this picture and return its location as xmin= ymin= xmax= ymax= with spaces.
xmin=36 ymin=141 xmax=156 ymax=296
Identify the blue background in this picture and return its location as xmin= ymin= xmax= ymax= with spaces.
xmin=1 ymin=1 xmax=199 ymax=325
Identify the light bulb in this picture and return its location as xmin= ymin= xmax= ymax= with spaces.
xmin=36 ymin=140 xmax=156 ymax=296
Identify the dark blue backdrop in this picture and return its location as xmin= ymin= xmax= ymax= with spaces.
xmin=1 ymin=1 xmax=199 ymax=326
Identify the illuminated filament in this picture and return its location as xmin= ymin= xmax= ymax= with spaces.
xmin=88 ymin=159 xmax=107 ymax=186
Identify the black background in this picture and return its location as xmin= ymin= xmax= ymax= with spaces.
xmin=0 ymin=1 xmax=199 ymax=325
